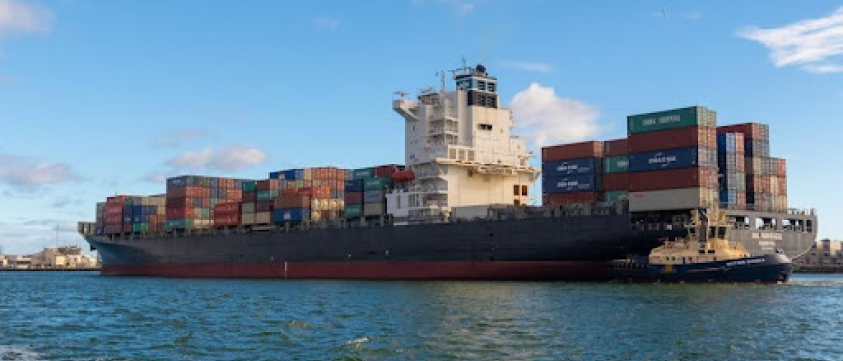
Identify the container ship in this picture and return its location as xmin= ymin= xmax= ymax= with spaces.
xmin=77 ymin=64 xmax=817 ymax=280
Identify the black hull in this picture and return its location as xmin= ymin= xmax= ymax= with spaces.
xmin=83 ymin=210 xmax=816 ymax=280
xmin=611 ymin=254 xmax=793 ymax=283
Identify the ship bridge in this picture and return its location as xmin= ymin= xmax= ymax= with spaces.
xmin=387 ymin=64 xmax=539 ymax=223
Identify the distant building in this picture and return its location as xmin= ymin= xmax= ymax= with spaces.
xmin=794 ymin=239 xmax=843 ymax=266
xmin=29 ymin=246 xmax=98 ymax=269
xmin=1 ymin=246 xmax=98 ymax=270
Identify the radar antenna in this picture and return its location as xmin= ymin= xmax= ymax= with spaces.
xmin=394 ymin=90 xmax=408 ymax=99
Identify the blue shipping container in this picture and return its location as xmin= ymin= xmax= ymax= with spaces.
xmin=269 ymin=171 xmax=281 ymax=179
xmin=543 ymin=174 xmax=599 ymax=194
xmin=132 ymin=214 xmax=149 ymax=223
xmin=717 ymin=134 xmax=737 ymax=153
xmin=272 ymin=208 xmax=310 ymax=222
xmin=167 ymin=175 xmax=200 ymax=188
xmin=628 ymin=147 xmax=717 ymax=172
xmin=720 ymin=190 xmax=737 ymax=204
xmin=345 ymin=179 xmax=364 ymax=192
xmin=132 ymin=205 xmax=143 ymax=215
xmin=542 ymin=158 xmax=599 ymax=178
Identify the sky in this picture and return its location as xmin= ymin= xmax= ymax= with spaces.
xmin=0 ymin=0 xmax=841 ymax=254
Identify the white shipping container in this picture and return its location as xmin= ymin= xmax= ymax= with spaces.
xmin=452 ymin=205 xmax=492 ymax=220
xmin=363 ymin=202 xmax=384 ymax=216
xmin=255 ymin=212 xmax=271 ymax=224
xmin=241 ymin=213 xmax=257 ymax=225
xmin=241 ymin=202 xmax=256 ymax=213
xmin=629 ymin=187 xmax=718 ymax=212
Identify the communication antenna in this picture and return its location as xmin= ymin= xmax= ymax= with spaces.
xmin=55 ymin=223 xmax=59 ymax=249
xmin=394 ymin=90 xmax=408 ymax=99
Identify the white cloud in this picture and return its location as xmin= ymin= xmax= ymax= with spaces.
xmin=140 ymin=171 xmax=168 ymax=184
xmin=510 ymin=83 xmax=601 ymax=149
xmin=501 ymin=61 xmax=553 ymax=73
xmin=165 ymin=145 xmax=267 ymax=172
xmin=0 ymin=154 xmax=80 ymax=190
xmin=151 ymin=129 xmax=212 ymax=148
xmin=738 ymin=7 xmax=843 ymax=73
xmin=313 ymin=15 xmax=339 ymax=31
xmin=0 ymin=0 xmax=54 ymax=36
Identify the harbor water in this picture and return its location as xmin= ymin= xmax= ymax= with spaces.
xmin=1 ymin=272 xmax=841 ymax=361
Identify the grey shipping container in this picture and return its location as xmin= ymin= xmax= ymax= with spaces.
xmin=363 ymin=202 xmax=384 ymax=216
xmin=628 ymin=187 xmax=719 ymax=212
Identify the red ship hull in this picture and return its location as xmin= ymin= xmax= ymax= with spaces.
xmin=103 ymin=260 xmax=611 ymax=281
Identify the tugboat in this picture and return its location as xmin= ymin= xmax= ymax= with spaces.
xmin=612 ymin=209 xmax=793 ymax=283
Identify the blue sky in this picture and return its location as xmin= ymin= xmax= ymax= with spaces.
xmin=0 ymin=0 xmax=841 ymax=254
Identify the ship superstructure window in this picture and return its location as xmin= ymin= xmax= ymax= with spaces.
xmin=479 ymin=124 xmax=493 ymax=131
xmin=521 ymin=185 xmax=528 ymax=196
xmin=513 ymin=185 xmax=520 ymax=196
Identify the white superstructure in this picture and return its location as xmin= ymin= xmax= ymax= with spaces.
xmin=387 ymin=64 xmax=539 ymax=223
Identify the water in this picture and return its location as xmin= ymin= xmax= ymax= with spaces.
xmin=1 ymin=273 xmax=841 ymax=361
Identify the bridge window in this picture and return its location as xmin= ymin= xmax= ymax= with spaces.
xmin=479 ymin=123 xmax=493 ymax=131
xmin=807 ymin=220 xmax=813 ymax=233
xmin=521 ymin=185 xmax=528 ymax=196
xmin=513 ymin=185 xmax=520 ymax=196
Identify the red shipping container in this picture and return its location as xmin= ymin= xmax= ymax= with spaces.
xmin=214 ymin=202 xmax=241 ymax=215
xmin=104 ymin=224 xmax=123 ymax=234
xmin=166 ymin=196 xmax=193 ymax=209
xmin=214 ymin=213 xmax=240 ymax=227
xmin=274 ymin=195 xmax=311 ymax=209
xmin=603 ymin=173 xmax=630 ymax=191
xmin=344 ymin=192 xmax=363 ymax=205
xmin=628 ymin=167 xmax=719 ymax=191
xmin=747 ymin=175 xmax=773 ymax=193
xmin=242 ymin=192 xmax=257 ymax=202
xmin=256 ymin=179 xmax=280 ymax=191
xmin=543 ymin=192 xmax=601 ymax=205
xmin=776 ymin=158 xmax=786 ymax=175
xmin=256 ymin=201 xmax=272 ymax=212
xmin=166 ymin=207 xmax=193 ymax=219
xmin=106 ymin=195 xmax=129 ymax=205
xmin=105 ymin=207 xmax=123 ymax=217
xmin=375 ymin=164 xmax=402 ymax=178
xmin=603 ymin=139 xmax=628 ymax=157
xmin=167 ymin=186 xmax=209 ymax=198
xmin=717 ymin=123 xmax=769 ymax=139
xmin=297 ymin=187 xmax=313 ymax=196
xmin=542 ymin=141 xmax=604 ymax=162
xmin=628 ymin=126 xmax=716 ymax=153
xmin=227 ymin=189 xmax=243 ymax=200
xmin=104 ymin=215 xmax=123 ymax=224
xmin=122 ymin=224 xmax=133 ymax=233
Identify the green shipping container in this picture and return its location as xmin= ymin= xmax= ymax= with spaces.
xmin=603 ymin=156 xmax=629 ymax=174
xmin=242 ymin=181 xmax=257 ymax=192
xmin=256 ymin=190 xmax=279 ymax=201
xmin=353 ymin=168 xmax=374 ymax=179
xmin=344 ymin=204 xmax=363 ymax=218
xmin=132 ymin=223 xmax=149 ymax=232
xmin=166 ymin=218 xmax=194 ymax=230
xmin=605 ymin=190 xmax=629 ymax=203
xmin=363 ymin=177 xmax=393 ymax=191
xmin=627 ymin=106 xmax=716 ymax=134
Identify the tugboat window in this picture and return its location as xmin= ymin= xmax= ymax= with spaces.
xmin=718 ymin=227 xmax=727 ymax=239
xmin=709 ymin=227 xmax=717 ymax=239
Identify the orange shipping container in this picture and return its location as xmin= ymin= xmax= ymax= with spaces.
xmin=542 ymin=141 xmax=604 ymax=162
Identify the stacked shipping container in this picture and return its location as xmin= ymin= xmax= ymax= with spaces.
xmin=717 ymin=132 xmax=747 ymax=208
xmin=541 ymin=141 xmax=603 ymax=205
xmin=165 ymin=176 xmax=246 ymax=230
xmin=626 ymin=106 xmax=719 ymax=211
xmin=100 ymin=195 xmax=167 ymax=234
xmin=717 ymin=123 xmax=787 ymax=211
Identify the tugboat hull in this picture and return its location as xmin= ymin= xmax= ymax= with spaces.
xmin=611 ymin=253 xmax=792 ymax=283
